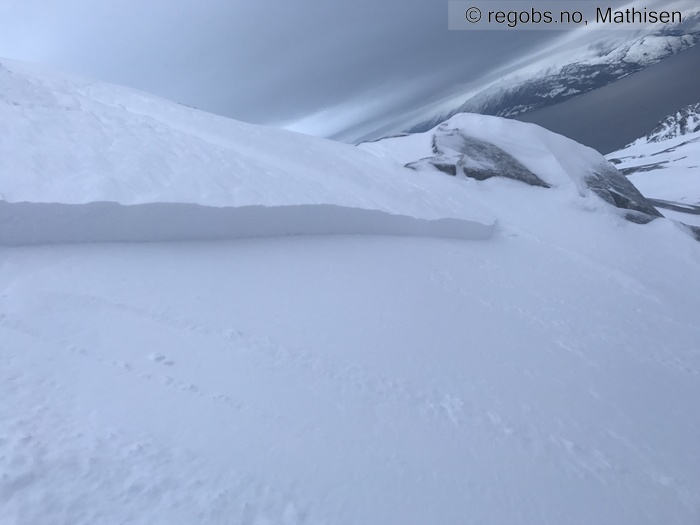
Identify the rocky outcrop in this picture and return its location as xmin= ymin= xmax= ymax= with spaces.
xmin=643 ymin=103 xmax=700 ymax=143
xmin=406 ymin=127 xmax=550 ymax=188
xmin=584 ymin=163 xmax=663 ymax=223
xmin=404 ymin=121 xmax=662 ymax=224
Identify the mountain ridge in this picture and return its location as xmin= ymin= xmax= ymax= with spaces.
xmin=406 ymin=20 xmax=700 ymax=134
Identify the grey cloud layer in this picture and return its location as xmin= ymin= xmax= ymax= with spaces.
xmin=0 ymin=0 xmax=690 ymax=141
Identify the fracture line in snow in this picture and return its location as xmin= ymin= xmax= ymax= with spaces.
xmin=0 ymin=201 xmax=495 ymax=246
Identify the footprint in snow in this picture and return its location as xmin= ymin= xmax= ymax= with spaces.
xmin=148 ymin=353 xmax=174 ymax=366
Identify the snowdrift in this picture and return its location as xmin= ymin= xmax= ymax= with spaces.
xmin=0 ymin=58 xmax=491 ymax=223
xmin=0 ymin=56 xmax=665 ymax=247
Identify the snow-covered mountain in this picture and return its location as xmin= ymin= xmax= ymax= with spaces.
xmin=407 ymin=20 xmax=700 ymax=134
xmin=638 ymin=102 xmax=700 ymax=143
xmin=2 ymin=58 xmax=700 ymax=525
xmin=607 ymin=103 xmax=700 ymax=232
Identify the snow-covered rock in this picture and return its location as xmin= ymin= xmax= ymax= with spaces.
xmin=405 ymin=128 xmax=551 ymax=188
xmin=363 ymin=114 xmax=662 ymax=224
xmin=638 ymin=102 xmax=700 ymax=143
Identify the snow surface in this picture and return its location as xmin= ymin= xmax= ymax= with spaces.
xmin=2 ymin=58 xmax=700 ymax=525
xmin=0 ymin=58 xmax=492 ymax=224
xmin=658 ymin=207 xmax=700 ymax=227
xmin=608 ymin=104 xmax=700 ymax=208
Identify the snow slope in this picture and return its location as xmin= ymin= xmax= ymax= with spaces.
xmin=0 ymin=58 xmax=493 ymax=225
xmin=2 ymin=59 xmax=700 ymax=525
xmin=3 ymin=227 xmax=700 ymax=525
xmin=608 ymin=103 xmax=700 ymax=226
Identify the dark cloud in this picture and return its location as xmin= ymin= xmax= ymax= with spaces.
xmin=1 ymin=0 xmax=692 ymax=141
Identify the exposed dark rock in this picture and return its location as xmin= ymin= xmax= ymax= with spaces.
xmin=432 ymin=162 xmax=457 ymax=176
xmin=405 ymin=156 xmax=457 ymax=176
xmin=616 ymin=161 xmax=670 ymax=176
xmin=406 ymin=127 xmax=550 ymax=188
xmin=685 ymin=224 xmax=700 ymax=241
xmin=584 ymin=163 xmax=663 ymax=223
xmin=647 ymin=198 xmax=700 ymax=215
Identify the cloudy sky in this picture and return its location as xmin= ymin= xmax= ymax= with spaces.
xmin=0 ymin=0 xmax=694 ymax=141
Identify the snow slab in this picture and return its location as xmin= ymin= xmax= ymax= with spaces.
xmin=1 ymin=56 xmax=660 ymax=245
xmin=0 ymin=57 xmax=494 ymax=227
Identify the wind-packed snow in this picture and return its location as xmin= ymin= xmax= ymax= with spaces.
xmin=3 ymin=223 xmax=700 ymax=525
xmin=2 ymin=58 xmax=700 ymax=525
xmin=0 ymin=58 xmax=493 ymax=225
